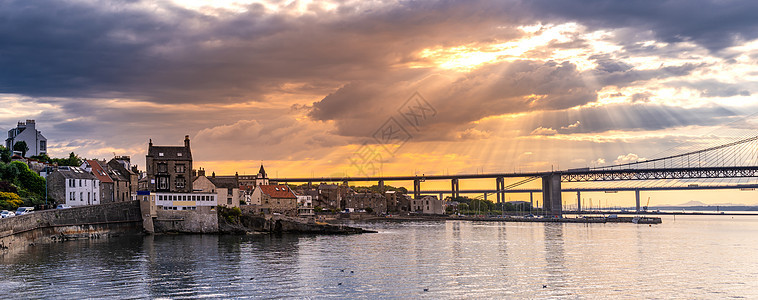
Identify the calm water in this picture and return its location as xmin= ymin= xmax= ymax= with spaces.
xmin=2 ymin=215 xmax=758 ymax=299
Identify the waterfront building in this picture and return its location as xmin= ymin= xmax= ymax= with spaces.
xmin=5 ymin=120 xmax=47 ymax=157
xmin=252 ymin=184 xmax=297 ymax=215
xmin=316 ymin=184 xmax=349 ymax=210
xmin=345 ymin=192 xmax=387 ymax=214
xmin=297 ymin=195 xmax=315 ymax=217
xmin=193 ymin=169 xmax=241 ymax=208
xmin=47 ymin=166 xmax=101 ymax=207
xmin=107 ymin=156 xmax=139 ymax=202
xmin=153 ymin=192 xmax=218 ymax=210
xmin=411 ymin=195 xmax=444 ymax=215
xmin=145 ymin=136 xmax=193 ymax=193
xmin=81 ymin=159 xmax=115 ymax=204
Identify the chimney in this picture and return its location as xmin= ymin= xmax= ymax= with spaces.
xmin=211 ymin=171 xmax=215 ymax=179
xmin=235 ymin=171 xmax=239 ymax=182
xmin=198 ymin=168 xmax=206 ymax=177
xmin=184 ymin=135 xmax=190 ymax=148
xmin=25 ymin=120 xmax=35 ymax=130
xmin=149 ymin=139 xmax=153 ymax=147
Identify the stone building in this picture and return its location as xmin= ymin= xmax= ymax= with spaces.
xmin=315 ymin=184 xmax=350 ymax=210
xmin=252 ymin=185 xmax=297 ymax=215
xmin=47 ymin=166 xmax=101 ymax=207
xmin=411 ymin=195 xmax=444 ymax=215
xmin=107 ymin=156 xmax=139 ymax=202
xmin=5 ymin=120 xmax=47 ymax=157
xmin=145 ymin=136 xmax=193 ymax=193
xmin=81 ymin=159 xmax=115 ymax=204
xmin=345 ymin=192 xmax=387 ymax=214
xmin=192 ymin=169 xmax=241 ymax=208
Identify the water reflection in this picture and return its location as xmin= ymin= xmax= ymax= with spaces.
xmin=543 ymin=223 xmax=567 ymax=294
xmin=2 ymin=216 xmax=758 ymax=298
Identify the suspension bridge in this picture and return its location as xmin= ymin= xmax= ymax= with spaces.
xmin=272 ymin=132 xmax=758 ymax=216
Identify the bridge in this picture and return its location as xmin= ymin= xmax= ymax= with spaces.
xmin=272 ymin=133 xmax=758 ymax=216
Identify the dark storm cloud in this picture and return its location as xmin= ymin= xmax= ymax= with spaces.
xmin=524 ymin=0 xmax=758 ymax=51
xmin=0 ymin=0 xmax=528 ymax=104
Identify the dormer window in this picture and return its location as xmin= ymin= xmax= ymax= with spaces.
xmin=177 ymin=153 xmax=182 ymax=157
xmin=159 ymin=153 xmax=164 ymax=157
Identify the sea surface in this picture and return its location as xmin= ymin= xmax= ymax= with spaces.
xmin=1 ymin=215 xmax=758 ymax=299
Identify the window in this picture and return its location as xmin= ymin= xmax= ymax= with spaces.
xmin=157 ymin=176 xmax=169 ymax=190
xmin=175 ymin=164 xmax=185 ymax=173
xmin=176 ymin=176 xmax=186 ymax=189
xmin=80 ymin=192 xmax=83 ymax=202
xmin=177 ymin=153 xmax=182 ymax=157
xmin=227 ymin=198 xmax=232 ymax=205
xmin=159 ymin=152 xmax=164 ymax=157
xmin=40 ymin=140 xmax=46 ymax=152
xmin=79 ymin=179 xmax=82 ymax=187
xmin=157 ymin=163 xmax=167 ymax=173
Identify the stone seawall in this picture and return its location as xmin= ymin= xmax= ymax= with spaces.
xmin=153 ymin=206 xmax=219 ymax=233
xmin=0 ymin=201 xmax=143 ymax=254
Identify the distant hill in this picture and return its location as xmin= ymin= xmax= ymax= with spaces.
xmin=660 ymin=200 xmax=755 ymax=207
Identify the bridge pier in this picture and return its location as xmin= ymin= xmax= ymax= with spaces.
xmin=413 ymin=179 xmax=421 ymax=199
xmin=542 ymin=173 xmax=562 ymax=217
xmin=635 ymin=190 xmax=640 ymax=213
xmin=451 ymin=178 xmax=460 ymax=199
xmin=378 ymin=180 xmax=385 ymax=192
xmin=577 ymin=191 xmax=581 ymax=212
xmin=496 ymin=177 xmax=504 ymax=203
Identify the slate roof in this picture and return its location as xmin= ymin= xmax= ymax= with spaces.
xmin=209 ymin=177 xmax=238 ymax=189
xmin=147 ymin=146 xmax=192 ymax=161
xmin=86 ymin=160 xmax=114 ymax=183
xmin=56 ymin=166 xmax=98 ymax=180
xmin=258 ymin=185 xmax=297 ymax=199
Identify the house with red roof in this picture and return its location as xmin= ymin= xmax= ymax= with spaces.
xmin=252 ymin=184 xmax=297 ymax=215
xmin=81 ymin=159 xmax=115 ymax=204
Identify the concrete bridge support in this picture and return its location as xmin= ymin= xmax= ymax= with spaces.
xmin=413 ymin=179 xmax=421 ymax=199
xmin=635 ymin=190 xmax=641 ymax=213
xmin=542 ymin=173 xmax=563 ymax=216
xmin=495 ymin=177 xmax=505 ymax=203
xmin=451 ymin=178 xmax=460 ymax=199
xmin=577 ymin=191 xmax=581 ymax=212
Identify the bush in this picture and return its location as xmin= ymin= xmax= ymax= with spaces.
xmin=0 ymin=191 xmax=24 ymax=210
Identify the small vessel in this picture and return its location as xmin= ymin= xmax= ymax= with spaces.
xmin=632 ymin=216 xmax=640 ymax=224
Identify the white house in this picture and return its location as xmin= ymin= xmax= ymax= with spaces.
xmin=5 ymin=120 xmax=47 ymax=157
xmin=297 ymin=195 xmax=315 ymax=217
xmin=47 ymin=166 xmax=100 ymax=207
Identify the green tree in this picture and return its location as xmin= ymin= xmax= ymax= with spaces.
xmin=13 ymin=141 xmax=29 ymax=157
xmin=11 ymin=161 xmax=45 ymax=196
xmin=51 ymin=152 xmax=83 ymax=167
xmin=0 ymin=146 xmax=11 ymax=163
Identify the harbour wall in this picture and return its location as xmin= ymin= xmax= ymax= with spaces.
xmin=0 ymin=201 xmax=144 ymax=254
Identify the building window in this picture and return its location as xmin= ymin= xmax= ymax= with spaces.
xmin=80 ymin=192 xmax=83 ymax=202
xmin=157 ymin=176 xmax=169 ymax=190
xmin=176 ymin=177 xmax=186 ymax=189
xmin=175 ymin=164 xmax=185 ymax=173
xmin=157 ymin=163 xmax=167 ymax=173
xmin=39 ymin=140 xmax=46 ymax=152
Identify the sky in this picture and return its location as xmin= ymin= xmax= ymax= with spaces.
xmin=3 ymin=0 xmax=758 ymax=205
